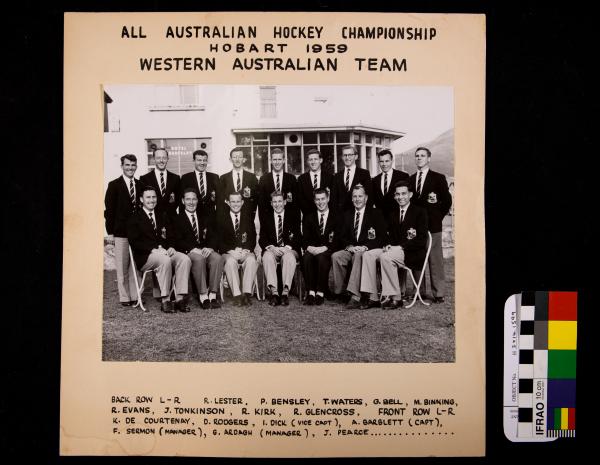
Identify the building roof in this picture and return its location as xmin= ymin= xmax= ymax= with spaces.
xmin=232 ymin=125 xmax=405 ymax=139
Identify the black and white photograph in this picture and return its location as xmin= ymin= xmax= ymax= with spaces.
xmin=102 ymin=84 xmax=455 ymax=362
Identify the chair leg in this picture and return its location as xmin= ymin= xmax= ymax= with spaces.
xmin=133 ymin=270 xmax=150 ymax=312
xmin=219 ymin=273 xmax=225 ymax=302
xmin=405 ymin=269 xmax=430 ymax=308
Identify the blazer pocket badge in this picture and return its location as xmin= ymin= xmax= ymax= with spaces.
xmin=407 ymin=228 xmax=417 ymax=240
xmin=161 ymin=227 xmax=167 ymax=239
xmin=243 ymin=186 xmax=251 ymax=198
xmin=211 ymin=190 xmax=216 ymax=201
xmin=367 ymin=227 xmax=376 ymax=240
xmin=169 ymin=192 xmax=175 ymax=203
xmin=241 ymin=232 xmax=247 ymax=243
xmin=288 ymin=231 xmax=294 ymax=241
xmin=427 ymin=192 xmax=438 ymax=203
xmin=328 ymin=231 xmax=334 ymax=243
xmin=286 ymin=192 xmax=293 ymax=202
xmin=203 ymin=228 xmax=207 ymax=240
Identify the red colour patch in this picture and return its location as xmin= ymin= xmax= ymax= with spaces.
xmin=548 ymin=292 xmax=577 ymax=321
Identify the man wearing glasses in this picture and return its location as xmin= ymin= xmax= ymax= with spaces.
xmin=331 ymin=145 xmax=372 ymax=213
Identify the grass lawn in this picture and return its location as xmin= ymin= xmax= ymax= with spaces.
xmin=103 ymin=258 xmax=455 ymax=362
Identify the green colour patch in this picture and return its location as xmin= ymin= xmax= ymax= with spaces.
xmin=548 ymin=350 xmax=577 ymax=379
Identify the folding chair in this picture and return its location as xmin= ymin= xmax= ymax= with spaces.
xmin=219 ymin=263 xmax=263 ymax=302
xmin=259 ymin=259 xmax=303 ymax=301
xmin=129 ymin=246 xmax=176 ymax=312
xmin=397 ymin=231 xmax=433 ymax=309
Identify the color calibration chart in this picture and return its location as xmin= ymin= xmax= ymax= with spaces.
xmin=504 ymin=291 xmax=577 ymax=442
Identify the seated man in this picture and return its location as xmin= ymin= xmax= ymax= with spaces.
xmin=128 ymin=185 xmax=192 ymax=313
xmin=301 ymin=187 xmax=339 ymax=305
xmin=218 ymin=191 xmax=258 ymax=307
xmin=362 ymin=181 xmax=428 ymax=308
xmin=173 ymin=188 xmax=224 ymax=309
xmin=259 ymin=191 xmax=301 ymax=306
xmin=331 ymin=184 xmax=387 ymax=309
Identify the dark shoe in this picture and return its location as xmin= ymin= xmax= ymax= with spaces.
xmin=268 ymin=294 xmax=280 ymax=306
xmin=201 ymin=299 xmax=211 ymax=310
xmin=174 ymin=299 xmax=190 ymax=313
xmin=120 ymin=301 xmax=133 ymax=307
xmin=304 ymin=295 xmax=315 ymax=306
xmin=210 ymin=299 xmax=221 ymax=309
xmin=314 ymin=295 xmax=324 ymax=306
xmin=243 ymin=293 xmax=253 ymax=306
xmin=361 ymin=299 xmax=381 ymax=309
xmin=160 ymin=301 xmax=174 ymax=313
xmin=433 ymin=296 xmax=446 ymax=304
xmin=232 ymin=295 xmax=242 ymax=307
xmin=381 ymin=298 xmax=395 ymax=309
xmin=346 ymin=298 xmax=362 ymax=309
xmin=281 ymin=294 xmax=289 ymax=306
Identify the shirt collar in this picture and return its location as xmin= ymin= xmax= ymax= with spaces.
xmin=122 ymin=174 xmax=135 ymax=184
xmin=142 ymin=207 xmax=155 ymax=215
xmin=399 ymin=202 xmax=411 ymax=211
xmin=418 ymin=167 xmax=430 ymax=176
xmin=354 ymin=206 xmax=365 ymax=215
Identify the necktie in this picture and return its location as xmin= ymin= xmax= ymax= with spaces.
xmin=383 ymin=172 xmax=388 ymax=194
xmin=160 ymin=172 xmax=165 ymax=196
xmin=236 ymin=172 xmax=241 ymax=192
xmin=275 ymin=173 xmax=281 ymax=192
xmin=319 ymin=213 xmax=325 ymax=235
xmin=277 ymin=214 xmax=284 ymax=246
xmin=198 ymin=172 xmax=205 ymax=198
xmin=129 ymin=179 xmax=135 ymax=206
xmin=345 ymin=169 xmax=350 ymax=191
xmin=354 ymin=211 xmax=360 ymax=241
xmin=148 ymin=212 xmax=156 ymax=230
xmin=400 ymin=209 xmax=405 ymax=224
xmin=313 ymin=173 xmax=318 ymax=189
xmin=234 ymin=214 xmax=240 ymax=234
xmin=191 ymin=214 xmax=199 ymax=242
xmin=417 ymin=171 xmax=423 ymax=196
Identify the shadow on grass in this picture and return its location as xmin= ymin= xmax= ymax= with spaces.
xmin=103 ymin=258 xmax=455 ymax=362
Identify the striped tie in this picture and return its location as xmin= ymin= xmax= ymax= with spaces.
xmin=160 ymin=171 xmax=165 ymax=196
xmin=383 ymin=172 xmax=388 ymax=194
xmin=191 ymin=214 xmax=199 ymax=242
xmin=198 ymin=172 xmax=205 ymax=198
xmin=345 ymin=169 xmax=350 ymax=191
xmin=236 ymin=172 xmax=241 ymax=192
xmin=277 ymin=214 xmax=284 ymax=246
xmin=129 ymin=179 xmax=135 ymax=206
xmin=400 ymin=209 xmax=405 ymax=224
xmin=319 ymin=213 xmax=325 ymax=235
xmin=234 ymin=213 xmax=240 ymax=234
xmin=275 ymin=173 xmax=281 ymax=192
xmin=313 ymin=173 xmax=318 ymax=189
xmin=417 ymin=171 xmax=423 ymax=196
xmin=353 ymin=211 xmax=360 ymax=241
xmin=148 ymin=211 xmax=156 ymax=230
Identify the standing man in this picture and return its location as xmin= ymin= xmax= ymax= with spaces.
xmin=331 ymin=184 xmax=387 ymax=309
xmin=104 ymin=154 xmax=142 ymax=307
xmin=218 ymin=191 xmax=259 ymax=307
xmin=220 ymin=147 xmax=259 ymax=219
xmin=127 ymin=186 xmax=192 ymax=313
xmin=257 ymin=148 xmax=298 ymax=218
xmin=371 ymin=149 xmax=409 ymax=219
xmin=173 ymin=188 xmax=224 ymax=310
xmin=297 ymin=148 xmax=333 ymax=217
xmin=361 ymin=181 xmax=429 ymax=308
xmin=409 ymin=147 xmax=452 ymax=303
xmin=301 ymin=188 xmax=339 ymax=305
xmin=331 ymin=145 xmax=372 ymax=213
xmin=140 ymin=148 xmax=181 ymax=219
xmin=259 ymin=191 xmax=301 ymax=306
xmin=180 ymin=149 xmax=221 ymax=218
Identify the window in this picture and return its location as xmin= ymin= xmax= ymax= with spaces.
xmin=260 ymin=86 xmax=277 ymax=118
xmin=151 ymin=85 xmax=204 ymax=111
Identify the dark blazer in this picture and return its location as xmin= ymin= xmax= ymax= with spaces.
xmin=257 ymin=171 xmax=298 ymax=217
xmin=104 ymin=176 xmax=142 ymax=237
xmin=217 ymin=209 xmax=257 ymax=253
xmin=258 ymin=207 xmax=301 ymax=255
xmin=331 ymin=166 xmax=373 ymax=212
xmin=139 ymin=169 xmax=181 ymax=218
xmin=409 ymin=169 xmax=452 ymax=233
xmin=297 ymin=170 xmax=334 ymax=216
xmin=339 ymin=207 xmax=387 ymax=250
xmin=372 ymin=169 xmax=410 ymax=219
xmin=127 ymin=208 xmax=172 ymax=269
xmin=180 ymin=170 xmax=221 ymax=217
xmin=302 ymin=209 xmax=340 ymax=251
xmin=219 ymin=170 xmax=259 ymax=218
xmin=388 ymin=203 xmax=429 ymax=269
xmin=172 ymin=210 xmax=218 ymax=254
